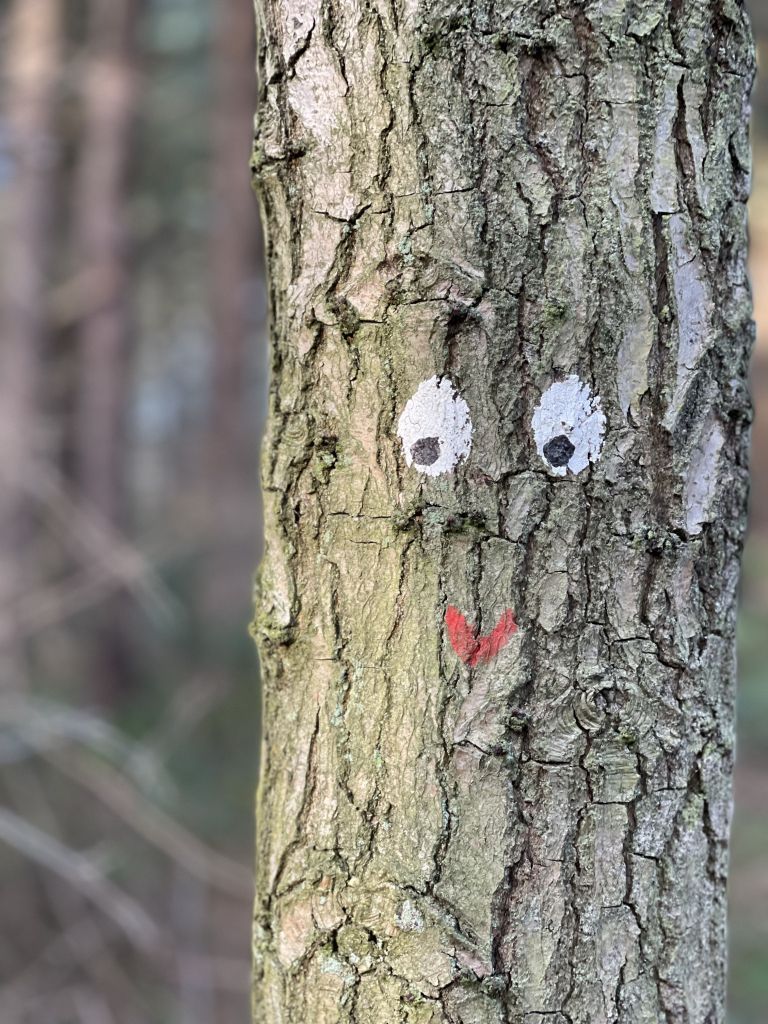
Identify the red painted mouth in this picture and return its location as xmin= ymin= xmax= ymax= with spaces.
xmin=445 ymin=606 xmax=518 ymax=667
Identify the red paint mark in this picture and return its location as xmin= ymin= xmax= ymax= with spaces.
xmin=445 ymin=606 xmax=518 ymax=667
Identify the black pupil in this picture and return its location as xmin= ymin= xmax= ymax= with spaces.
xmin=411 ymin=436 xmax=441 ymax=466
xmin=543 ymin=434 xmax=575 ymax=468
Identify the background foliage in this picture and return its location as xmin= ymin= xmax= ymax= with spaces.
xmin=0 ymin=2 xmax=765 ymax=1022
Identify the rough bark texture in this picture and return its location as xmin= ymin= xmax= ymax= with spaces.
xmin=252 ymin=2 xmax=754 ymax=1022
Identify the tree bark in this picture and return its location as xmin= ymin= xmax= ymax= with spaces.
xmin=252 ymin=2 xmax=755 ymax=1022
xmin=209 ymin=0 xmax=259 ymax=490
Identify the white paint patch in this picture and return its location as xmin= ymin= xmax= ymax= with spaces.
xmin=397 ymin=376 xmax=472 ymax=477
xmin=532 ymin=375 xmax=606 ymax=477
xmin=395 ymin=900 xmax=424 ymax=933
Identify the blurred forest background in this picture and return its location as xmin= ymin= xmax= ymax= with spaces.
xmin=1 ymin=1 xmax=262 ymax=1022
xmin=0 ymin=1 xmax=766 ymax=1022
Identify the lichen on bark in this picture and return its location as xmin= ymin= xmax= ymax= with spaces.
xmin=251 ymin=1 xmax=755 ymax=1021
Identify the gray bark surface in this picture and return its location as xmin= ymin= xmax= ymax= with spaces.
xmin=251 ymin=2 xmax=755 ymax=1021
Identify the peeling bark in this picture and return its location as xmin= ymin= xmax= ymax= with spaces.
xmin=251 ymin=2 xmax=755 ymax=1021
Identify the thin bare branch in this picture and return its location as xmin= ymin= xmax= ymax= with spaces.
xmin=45 ymin=748 xmax=253 ymax=898
xmin=0 ymin=807 xmax=163 ymax=952
xmin=23 ymin=464 xmax=180 ymax=624
xmin=0 ymin=696 xmax=174 ymax=800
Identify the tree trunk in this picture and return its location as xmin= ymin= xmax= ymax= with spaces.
xmin=251 ymin=3 xmax=755 ymax=1022
xmin=72 ymin=0 xmax=142 ymax=702
xmin=74 ymin=0 xmax=141 ymax=527
xmin=209 ymin=0 xmax=259 ymax=491
xmin=0 ymin=0 xmax=62 ymax=688
xmin=201 ymin=0 xmax=261 ymax=624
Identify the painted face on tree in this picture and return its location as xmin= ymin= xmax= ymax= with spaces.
xmin=532 ymin=375 xmax=606 ymax=476
xmin=397 ymin=376 xmax=473 ymax=477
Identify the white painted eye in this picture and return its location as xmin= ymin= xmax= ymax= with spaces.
xmin=532 ymin=375 xmax=605 ymax=476
xmin=397 ymin=376 xmax=473 ymax=477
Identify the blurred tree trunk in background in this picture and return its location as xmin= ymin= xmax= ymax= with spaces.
xmin=0 ymin=0 xmax=62 ymax=690
xmin=72 ymin=0 xmax=143 ymax=702
xmin=210 ymin=0 xmax=258 ymax=491
xmin=74 ymin=0 xmax=141 ymax=530
xmin=201 ymin=2 xmax=259 ymax=623
xmin=252 ymin=2 xmax=754 ymax=1023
